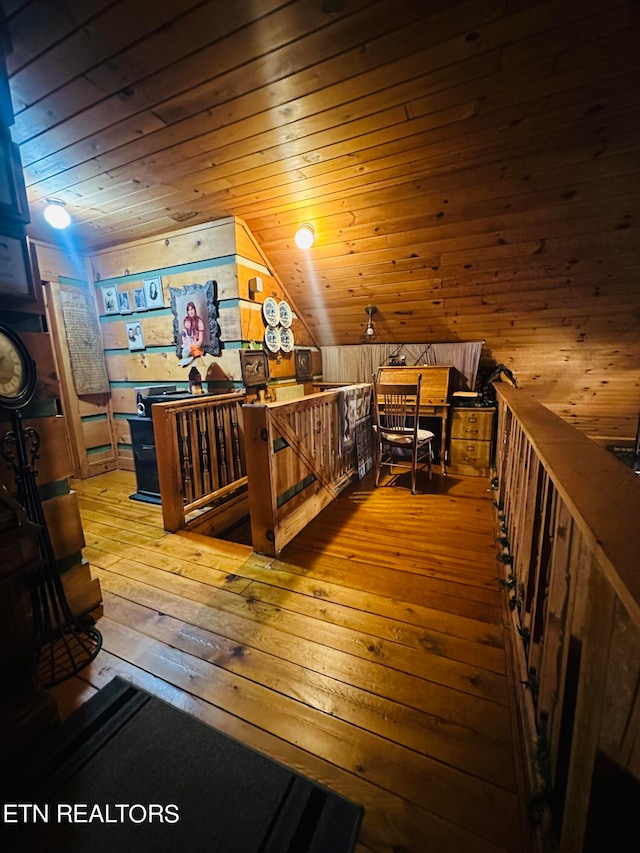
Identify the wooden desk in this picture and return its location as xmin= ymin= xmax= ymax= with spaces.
xmin=376 ymin=365 xmax=452 ymax=473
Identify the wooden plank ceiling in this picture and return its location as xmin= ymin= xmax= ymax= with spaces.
xmin=4 ymin=0 xmax=640 ymax=439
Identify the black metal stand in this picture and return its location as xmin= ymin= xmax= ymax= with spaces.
xmin=1 ymin=411 xmax=102 ymax=687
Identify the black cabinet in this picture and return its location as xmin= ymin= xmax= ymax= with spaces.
xmin=128 ymin=417 xmax=161 ymax=503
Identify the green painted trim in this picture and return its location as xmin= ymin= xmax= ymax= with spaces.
xmin=87 ymin=444 xmax=114 ymax=455
xmin=56 ymin=552 xmax=84 ymax=575
xmin=109 ymin=380 xmax=186 ymax=388
xmin=1 ymin=399 xmax=57 ymax=424
xmin=100 ymin=307 xmax=174 ymax=322
xmin=273 ymin=437 xmax=288 ymax=452
xmin=39 ymin=479 xmax=70 ymax=502
xmin=105 ymin=341 xmax=242 ymax=354
xmin=104 ymin=345 xmax=177 ymax=355
xmin=0 ymin=312 xmax=44 ymax=331
xmin=80 ymin=413 xmax=108 ymax=423
xmin=58 ymin=276 xmax=87 ymax=287
xmin=117 ymin=442 xmax=133 ymax=450
xmin=277 ymin=474 xmax=316 ymax=509
xmin=94 ymin=255 xmax=237 ymax=286
xmin=22 ymin=400 xmax=57 ymax=419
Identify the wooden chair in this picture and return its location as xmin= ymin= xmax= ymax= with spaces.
xmin=373 ymin=374 xmax=434 ymax=494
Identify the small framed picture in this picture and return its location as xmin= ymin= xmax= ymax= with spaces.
xmin=101 ymin=285 xmax=118 ymax=315
xmin=240 ymin=349 xmax=269 ymax=387
xmin=118 ymin=290 xmax=131 ymax=314
xmin=295 ymin=348 xmax=313 ymax=383
xmin=132 ymin=287 xmax=147 ymax=311
xmin=126 ymin=322 xmax=145 ymax=351
xmin=143 ymin=276 xmax=163 ymax=309
xmin=0 ymin=231 xmax=35 ymax=302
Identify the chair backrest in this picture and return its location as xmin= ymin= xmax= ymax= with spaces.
xmin=373 ymin=375 xmax=423 ymax=437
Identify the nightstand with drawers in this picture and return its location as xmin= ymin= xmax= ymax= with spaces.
xmin=449 ymin=408 xmax=496 ymax=477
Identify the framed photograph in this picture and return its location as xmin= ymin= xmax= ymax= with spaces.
xmin=240 ymin=349 xmax=269 ymax=387
xmin=118 ymin=290 xmax=131 ymax=314
xmin=143 ymin=276 xmax=163 ymax=309
xmin=101 ymin=285 xmax=118 ymax=315
xmin=0 ymin=232 xmax=35 ymax=302
xmin=295 ymin=348 xmax=313 ymax=382
xmin=170 ymin=280 xmax=220 ymax=362
xmin=126 ymin=322 xmax=145 ymax=351
xmin=132 ymin=287 xmax=147 ymax=311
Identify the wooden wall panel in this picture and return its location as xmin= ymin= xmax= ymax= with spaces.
xmin=89 ymin=220 xmax=237 ymax=281
xmin=81 ymin=417 xmax=113 ymax=449
xmin=42 ymin=491 xmax=86 ymax=560
xmin=22 ymin=330 xmax=60 ymax=403
xmin=0 ymin=415 xmax=72 ymax=494
xmin=112 ymin=418 xmax=132 ymax=446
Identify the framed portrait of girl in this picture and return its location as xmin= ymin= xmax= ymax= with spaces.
xmin=170 ymin=280 xmax=221 ymax=362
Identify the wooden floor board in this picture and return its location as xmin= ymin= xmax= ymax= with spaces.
xmin=100 ymin=590 xmax=515 ymax=790
xmin=63 ymin=469 xmax=532 ymax=853
xmin=93 ymin=566 xmax=512 ymax=738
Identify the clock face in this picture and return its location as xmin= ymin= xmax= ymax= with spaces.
xmin=0 ymin=324 xmax=36 ymax=410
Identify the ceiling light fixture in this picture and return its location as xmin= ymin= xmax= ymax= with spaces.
xmin=43 ymin=199 xmax=71 ymax=229
xmin=294 ymin=223 xmax=314 ymax=249
xmin=365 ymin=304 xmax=378 ymax=339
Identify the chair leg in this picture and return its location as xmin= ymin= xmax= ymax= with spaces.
xmin=374 ymin=439 xmax=382 ymax=487
xmin=411 ymin=446 xmax=417 ymax=494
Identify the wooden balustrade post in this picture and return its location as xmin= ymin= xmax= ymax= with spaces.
xmin=152 ymin=403 xmax=185 ymax=533
xmin=560 ymin=560 xmax=616 ymax=852
xmin=243 ymin=403 xmax=279 ymax=556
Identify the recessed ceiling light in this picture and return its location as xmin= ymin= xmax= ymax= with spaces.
xmin=294 ymin=223 xmax=314 ymax=249
xmin=44 ymin=199 xmax=71 ymax=229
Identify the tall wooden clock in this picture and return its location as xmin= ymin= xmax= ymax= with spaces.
xmin=0 ymin=324 xmax=57 ymax=762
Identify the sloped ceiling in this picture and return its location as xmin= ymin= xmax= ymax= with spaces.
xmin=3 ymin=0 xmax=640 ymax=438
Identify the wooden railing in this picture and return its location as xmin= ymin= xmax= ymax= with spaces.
xmin=243 ymin=385 xmax=372 ymax=556
xmin=494 ymin=385 xmax=640 ymax=851
xmin=152 ymin=392 xmax=247 ymax=533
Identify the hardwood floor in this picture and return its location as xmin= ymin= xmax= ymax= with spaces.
xmin=53 ymin=467 xmax=532 ymax=852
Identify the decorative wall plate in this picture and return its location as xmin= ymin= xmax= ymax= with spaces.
xmin=264 ymin=325 xmax=281 ymax=353
xmin=280 ymin=327 xmax=295 ymax=353
xmin=262 ymin=296 xmax=278 ymax=327
xmin=278 ymin=300 xmax=293 ymax=328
